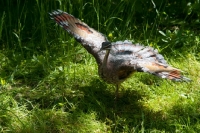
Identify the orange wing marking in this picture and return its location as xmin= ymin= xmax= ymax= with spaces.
xmin=75 ymin=23 xmax=93 ymax=34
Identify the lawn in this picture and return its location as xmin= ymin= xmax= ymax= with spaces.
xmin=0 ymin=0 xmax=200 ymax=132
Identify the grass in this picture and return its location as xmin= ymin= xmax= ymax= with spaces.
xmin=0 ymin=0 xmax=200 ymax=132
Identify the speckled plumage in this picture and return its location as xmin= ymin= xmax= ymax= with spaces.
xmin=49 ymin=10 xmax=190 ymax=90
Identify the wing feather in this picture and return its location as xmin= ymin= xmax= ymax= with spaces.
xmin=49 ymin=10 xmax=108 ymax=64
xmin=109 ymin=41 xmax=190 ymax=82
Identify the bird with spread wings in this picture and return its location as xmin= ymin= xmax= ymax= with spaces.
xmin=49 ymin=10 xmax=190 ymax=98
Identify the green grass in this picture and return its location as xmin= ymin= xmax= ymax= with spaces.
xmin=0 ymin=0 xmax=200 ymax=132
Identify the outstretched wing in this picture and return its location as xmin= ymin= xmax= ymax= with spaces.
xmin=110 ymin=41 xmax=190 ymax=81
xmin=49 ymin=10 xmax=108 ymax=63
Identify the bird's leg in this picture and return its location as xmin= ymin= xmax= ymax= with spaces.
xmin=115 ymin=84 xmax=119 ymax=100
xmin=114 ymin=84 xmax=120 ymax=108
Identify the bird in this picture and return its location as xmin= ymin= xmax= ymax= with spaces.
xmin=49 ymin=9 xmax=190 ymax=98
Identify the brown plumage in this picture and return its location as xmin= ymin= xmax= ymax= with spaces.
xmin=49 ymin=10 xmax=190 ymax=97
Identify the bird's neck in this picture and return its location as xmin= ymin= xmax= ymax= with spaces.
xmin=103 ymin=49 xmax=110 ymax=66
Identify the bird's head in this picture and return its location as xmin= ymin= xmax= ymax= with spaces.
xmin=100 ymin=42 xmax=112 ymax=51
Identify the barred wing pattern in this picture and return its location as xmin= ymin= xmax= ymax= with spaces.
xmin=49 ymin=10 xmax=108 ymax=64
xmin=106 ymin=40 xmax=190 ymax=83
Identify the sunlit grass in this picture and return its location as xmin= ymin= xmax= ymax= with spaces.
xmin=0 ymin=48 xmax=199 ymax=132
xmin=0 ymin=0 xmax=200 ymax=132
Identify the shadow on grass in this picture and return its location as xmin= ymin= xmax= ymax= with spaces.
xmin=71 ymin=79 xmax=175 ymax=132
xmin=1 ymin=63 xmax=198 ymax=132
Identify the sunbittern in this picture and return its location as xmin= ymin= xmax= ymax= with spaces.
xmin=49 ymin=10 xmax=190 ymax=98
